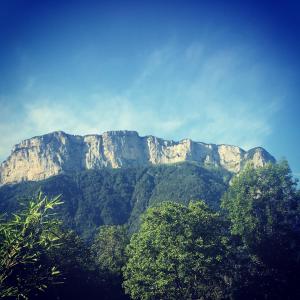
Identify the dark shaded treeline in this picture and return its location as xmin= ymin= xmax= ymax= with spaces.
xmin=0 ymin=162 xmax=230 ymax=240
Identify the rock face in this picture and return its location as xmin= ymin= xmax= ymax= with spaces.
xmin=0 ymin=130 xmax=276 ymax=185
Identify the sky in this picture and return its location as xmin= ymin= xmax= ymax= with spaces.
xmin=0 ymin=0 xmax=300 ymax=178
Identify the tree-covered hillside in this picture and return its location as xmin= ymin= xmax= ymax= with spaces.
xmin=1 ymin=161 xmax=299 ymax=299
xmin=0 ymin=162 xmax=230 ymax=240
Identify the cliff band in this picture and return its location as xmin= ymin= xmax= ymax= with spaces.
xmin=0 ymin=130 xmax=275 ymax=185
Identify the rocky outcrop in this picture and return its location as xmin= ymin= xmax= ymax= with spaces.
xmin=0 ymin=130 xmax=276 ymax=185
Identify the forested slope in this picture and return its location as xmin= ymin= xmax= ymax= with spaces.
xmin=0 ymin=162 xmax=230 ymax=240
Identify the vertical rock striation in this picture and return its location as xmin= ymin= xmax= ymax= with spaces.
xmin=0 ymin=130 xmax=276 ymax=185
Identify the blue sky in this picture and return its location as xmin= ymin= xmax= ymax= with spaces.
xmin=0 ymin=0 xmax=300 ymax=178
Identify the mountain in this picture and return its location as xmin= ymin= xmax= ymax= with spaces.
xmin=0 ymin=131 xmax=276 ymax=239
xmin=0 ymin=130 xmax=275 ymax=185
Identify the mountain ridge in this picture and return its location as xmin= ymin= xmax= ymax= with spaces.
xmin=0 ymin=130 xmax=276 ymax=185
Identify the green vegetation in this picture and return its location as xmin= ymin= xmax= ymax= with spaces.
xmin=221 ymin=161 xmax=300 ymax=299
xmin=0 ymin=161 xmax=299 ymax=299
xmin=38 ymin=229 xmax=128 ymax=300
xmin=0 ymin=162 xmax=230 ymax=240
xmin=0 ymin=193 xmax=129 ymax=299
xmin=123 ymin=201 xmax=230 ymax=300
xmin=0 ymin=193 xmax=63 ymax=299
xmin=92 ymin=225 xmax=129 ymax=275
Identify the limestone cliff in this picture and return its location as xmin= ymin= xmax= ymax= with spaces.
xmin=0 ymin=130 xmax=276 ymax=185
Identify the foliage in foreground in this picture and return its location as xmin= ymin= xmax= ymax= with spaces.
xmin=123 ymin=201 xmax=231 ymax=300
xmin=124 ymin=161 xmax=300 ymax=300
xmin=39 ymin=229 xmax=129 ymax=300
xmin=0 ymin=193 xmax=129 ymax=300
xmin=221 ymin=161 xmax=300 ymax=299
xmin=0 ymin=193 xmax=63 ymax=299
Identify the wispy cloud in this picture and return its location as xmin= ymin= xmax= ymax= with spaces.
xmin=0 ymin=42 xmax=283 ymax=161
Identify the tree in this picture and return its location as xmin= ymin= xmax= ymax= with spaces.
xmin=92 ymin=225 xmax=129 ymax=275
xmin=0 ymin=193 xmax=63 ymax=299
xmin=221 ymin=161 xmax=300 ymax=299
xmin=91 ymin=225 xmax=130 ymax=300
xmin=39 ymin=230 xmax=111 ymax=300
xmin=123 ymin=201 xmax=231 ymax=300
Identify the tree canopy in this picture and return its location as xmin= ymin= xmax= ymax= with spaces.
xmin=92 ymin=225 xmax=129 ymax=276
xmin=221 ymin=161 xmax=300 ymax=299
xmin=0 ymin=162 xmax=230 ymax=240
xmin=123 ymin=201 xmax=231 ymax=300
